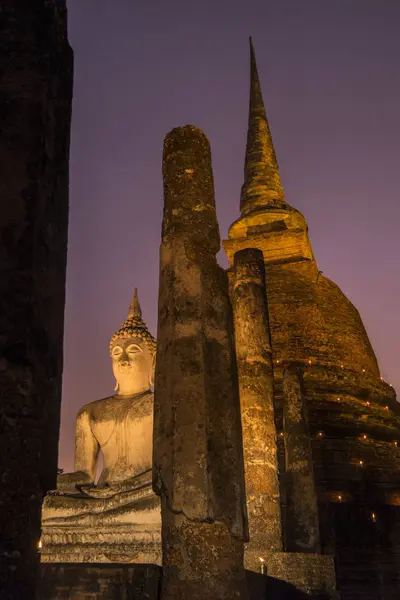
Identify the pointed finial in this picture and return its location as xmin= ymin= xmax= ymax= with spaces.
xmin=240 ymin=37 xmax=285 ymax=215
xmin=127 ymin=287 xmax=142 ymax=319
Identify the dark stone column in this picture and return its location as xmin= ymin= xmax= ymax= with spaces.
xmin=282 ymin=365 xmax=320 ymax=553
xmin=153 ymin=125 xmax=248 ymax=600
xmin=0 ymin=2 xmax=73 ymax=598
xmin=232 ymin=248 xmax=282 ymax=569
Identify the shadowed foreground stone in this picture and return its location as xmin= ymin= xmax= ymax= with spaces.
xmin=39 ymin=564 xmax=161 ymax=599
xmin=153 ymin=125 xmax=248 ymax=600
xmin=232 ymin=248 xmax=283 ymax=570
xmin=0 ymin=2 xmax=73 ymax=598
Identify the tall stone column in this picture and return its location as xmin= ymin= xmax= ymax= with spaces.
xmin=282 ymin=365 xmax=321 ymax=553
xmin=153 ymin=125 xmax=248 ymax=600
xmin=0 ymin=2 xmax=73 ymax=598
xmin=232 ymin=248 xmax=283 ymax=570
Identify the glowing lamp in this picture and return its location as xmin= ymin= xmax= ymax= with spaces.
xmin=258 ymin=556 xmax=265 ymax=575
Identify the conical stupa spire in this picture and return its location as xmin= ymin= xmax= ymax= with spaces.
xmin=240 ymin=37 xmax=285 ymax=215
xmin=127 ymin=287 xmax=142 ymax=319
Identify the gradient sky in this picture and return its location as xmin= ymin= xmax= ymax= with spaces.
xmin=59 ymin=0 xmax=400 ymax=471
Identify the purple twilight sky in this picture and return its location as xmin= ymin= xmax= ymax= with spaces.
xmin=60 ymin=0 xmax=400 ymax=471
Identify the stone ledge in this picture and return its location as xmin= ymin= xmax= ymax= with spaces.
xmin=266 ymin=552 xmax=339 ymax=599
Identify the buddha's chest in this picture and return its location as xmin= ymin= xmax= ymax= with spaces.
xmin=90 ymin=396 xmax=153 ymax=453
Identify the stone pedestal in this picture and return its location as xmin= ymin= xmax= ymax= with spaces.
xmin=41 ymin=486 xmax=161 ymax=564
xmin=40 ymin=524 xmax=161 ymax=565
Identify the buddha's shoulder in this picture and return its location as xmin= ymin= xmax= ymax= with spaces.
xmin=77 ymin=396 xmax=115 ymax=419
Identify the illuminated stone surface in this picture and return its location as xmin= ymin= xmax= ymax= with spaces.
xmin=0 ymin=2 xmax=72 ymax=598
xmin=282 ymin=366 xmax=320 ymax=553
xmin=154 ymin=125 xmax=248 ymax=600
xmin=232 ymin=248 xmax=283 ymax=568
xmin=224 ymin=37 xmax=400 ymax=600
xmin=41 ymin=291 xmax=161 ymax=564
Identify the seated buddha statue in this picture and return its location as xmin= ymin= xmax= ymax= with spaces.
xmin=41 ymin=289 xmax=161 ymax=563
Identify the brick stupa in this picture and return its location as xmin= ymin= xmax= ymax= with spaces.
xmin=223 ymin=37 xmax=400 ymax=600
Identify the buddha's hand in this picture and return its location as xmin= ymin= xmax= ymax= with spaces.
xmin=54 ymin=471 xmax=93 ymax=493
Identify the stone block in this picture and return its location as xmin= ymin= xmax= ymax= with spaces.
xmin=39 ymin=563 xmax=161 ymax=600
xmin=266 ymin=552 xmax=339 ymax=599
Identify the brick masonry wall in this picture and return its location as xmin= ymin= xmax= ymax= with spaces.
xmin=266 ymin=262 xmax=380 ymax=376
xmin=267 ymin=260 xmax=400 ymax=600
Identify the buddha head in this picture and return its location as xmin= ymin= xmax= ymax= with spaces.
xmin=110 ymin=289 xmax=156 ymax=396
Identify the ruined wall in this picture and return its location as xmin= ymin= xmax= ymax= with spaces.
xmin=0 ymin=2 xmax=73 ymax=597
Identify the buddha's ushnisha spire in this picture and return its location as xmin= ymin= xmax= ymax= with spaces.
xmin=240 ymin=37 xmax=285 ymax=215
xmin=110 ymin=288 xmax=156 ymax=354
xmin=127 ymin=287 xmax=142 ymax=319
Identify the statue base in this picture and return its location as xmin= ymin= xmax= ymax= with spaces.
xmin=40 ymin=523 xmax=161 ymax=564
xmin=41 ymin=483 xmax=161 ymax=565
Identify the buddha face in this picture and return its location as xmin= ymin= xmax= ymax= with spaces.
xmin=110 ymin=336 xmax=155 ymax=395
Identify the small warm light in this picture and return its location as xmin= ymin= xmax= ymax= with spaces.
xmin=362 ymin=369 xmax=366 ymax=373
xmin=359 ymin=460 xmax=364 ymax=467
xmin=317 ymin=431 xmax=324 ymax=438
xmin=337 ymin=397 xmax=340 ymax=401
xmin=258 ymin=556 xmax=266 ymax=575
xmin=341 ymin=364 xmax=344 ymax=369
xmin=371 ymin=512 xmax=377 ymax=522
xmin=337 ymin=494 xmax=342 ymax=501
xmin=366 ymin=401 xmax=370 ymax=406
xmin=361 ymin=434 xmax=368 ymax=440
xmin=394 ymin=441 xmax=398 ymax=448
xmin=184 ymin=168 xmax=194 ymax=174
xmin=308 ymin=360 xmax=312 ymax=365
xmin=380 ymin=377 xmax=383 ymax=381
xmin=279 ymin=432 xmax=284 ymax=437
xmin=38 ymin=539 xmax=42 ymax=551
xmin=385 ymin=406 xmax=389 ymax=411
xmin=276 ymin=359 xmax=280 ymax=364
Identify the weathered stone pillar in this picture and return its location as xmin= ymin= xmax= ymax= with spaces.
xmin=232 ymin=248 xmax=282 ymax=570
xmin=0 ymin=2 xmax=73 ymax=598
xmin=153 ymin=125 xmax=248 ymax=600
xmin=283 ymin=365 xmax=321 ymax=553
